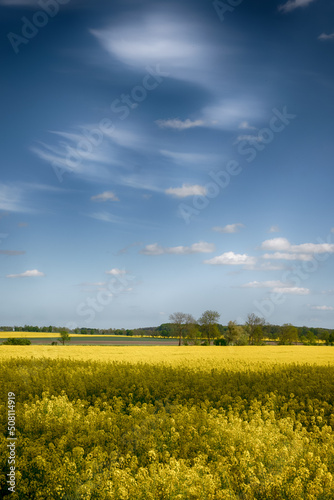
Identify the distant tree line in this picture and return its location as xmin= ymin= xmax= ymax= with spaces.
xmin=2 ymin=319 xmax=334 ymax=345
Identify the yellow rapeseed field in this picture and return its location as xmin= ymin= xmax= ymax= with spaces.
xmin=0 ymin=345 xmax=333 ymax=369
xmin=1 ymin=346 xmax=334 ymax=498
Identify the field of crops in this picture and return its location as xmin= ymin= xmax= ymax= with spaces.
xmin=1 ymin=346 xmax=334 ymax=499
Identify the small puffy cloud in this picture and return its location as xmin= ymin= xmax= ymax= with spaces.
xmin=204 ymin=252 xmax=256 ymax=266
xmin=278 ymin=0 xmax=316 ymax=13
xmin=292 ymin=243 xmax=334 ymax=254
xmin=269 ymin=225 xmax=280 ymax=233
xmin=91 ymin=191 xmax=119 ymax=202
xmin=6 ymin=269 xmax=45 ymax=278
xmin=140 ymin=241 xmax=215 ymax=256
xmin=213 ymin=223 xmax=245 ymax=234
xmin=260 ymin=237 xmax=334 ymax=255
xmin=238 ymin=121 xmax=257 ymax=130
xmin=165 ymin=184 xmax=207 ymax=198
xmin=156 ymin=118 xmax=204 ymax=130
xmin=310 ymin=305 xmax=334 ymax=311
xmin=261 ymin=237 xmax=291 ymax=251
xmin=106 ymin=268 xmax=127 ymax=275
xmin=318 ymin=33 xmax=334 ymax=41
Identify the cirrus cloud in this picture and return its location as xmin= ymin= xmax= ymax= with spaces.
xmin=156 ymin=118 xmax=204 ymax=130
xmin=91 ymin=191 xmax=119 ymax=202
xmin=278 ymin=0 xmax=317 ymax=14
xmin=6 ymin=269 xmax=45 ymax=278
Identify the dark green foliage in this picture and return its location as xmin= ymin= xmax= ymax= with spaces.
xmin=1 ymin=338 xmax=31 ymax=345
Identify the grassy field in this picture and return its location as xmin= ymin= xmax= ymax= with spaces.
xmin=0 ymin=345 xmax=333 ymax=367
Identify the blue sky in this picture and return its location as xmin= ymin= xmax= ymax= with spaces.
xmin=1 ymin=0 xmax=334 ymax=329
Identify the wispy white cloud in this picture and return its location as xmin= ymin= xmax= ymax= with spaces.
xmin=165 ymin=184 xmax=207 ymax=198
xmin=31 ymin=138 xmax=111 ymax=182
xmin=204 ymin=252 xmax=256 ymax=266
xmin=6 ymin=269 xmax=45 ymax=278
xmin=0 ymin=184 xmax=29 ymax=213
xmin=89 ymin=12 xmax=214 ymax=88
xmin=202 ymin=99 xmax=264 ymax=131
xmin=310 ymin=305 xmax=334 ymax=311
xmin=140 ymin=241 xmax=215 ymax=256
xmin=278 ymin=0 xmax=317 ymax=13
xmin=212 ymin=223 xmax=245 ymax=234
xmin=88 ymin=212 xmax=123 ymax=224
xmin=241 ymin=280 xmax=310 ymax=295
xmin=91 ymin=191 xmax=119 ymax=202
xmin=318 ymin=33 xmax=334 ymax=41
xmin=156 ymin=118 xmax=204 ymax=130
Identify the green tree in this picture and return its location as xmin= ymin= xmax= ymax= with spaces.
xmin=278 ymin=324 xmax=298 ymax=345
xmin=59 ymin=330 xmax=71 ymax=345
xmin=245 ymin=313 xmax=265 ymax=345
xmin=198 ymin=310 xmax=220 ymax=345
xmin=169 ymin=312 xmax=196 ymax=346
xmin=225 ymin=321 xmax=247 ymax=345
